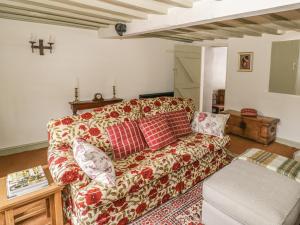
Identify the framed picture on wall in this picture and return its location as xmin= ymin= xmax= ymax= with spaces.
xmin=238 ymin=52 xmax=253 ymax=72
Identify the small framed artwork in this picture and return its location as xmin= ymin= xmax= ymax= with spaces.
xmin=238 ymin=52 xmax=253 ymax=72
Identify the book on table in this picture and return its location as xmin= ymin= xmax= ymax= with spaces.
xmin=6 ymin=165 xmax=49 ymax=198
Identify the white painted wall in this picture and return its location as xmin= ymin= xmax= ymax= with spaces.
xmin=203 ymin=47 xmax=227 ymax=112
xmin=225 ymin=31 xmax=300 ymax=144
xmin=0 ymin=19 xmax=175 ymax=149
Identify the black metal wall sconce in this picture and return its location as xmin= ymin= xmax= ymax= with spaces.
xmin=29 ymin=34 xmax=55 ymax=55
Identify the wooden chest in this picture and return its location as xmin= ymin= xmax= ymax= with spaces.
xmin=223 ymin=110 xmax=280 ymax=145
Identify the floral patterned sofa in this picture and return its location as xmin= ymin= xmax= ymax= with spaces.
xmin=47 ymin=97 xmax=230 ymax=225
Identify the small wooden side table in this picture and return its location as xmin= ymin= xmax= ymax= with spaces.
xmin=0 ymin=166 xmax=64 ymax=225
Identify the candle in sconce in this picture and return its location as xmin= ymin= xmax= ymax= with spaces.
xmin=112 ymin=78 xmax=116 ymax=87
xmin=49 ymin=35 xmax=55 ymax=44
xmin=30 ymin=33 xmax=37 ymax=42
xmin=74 ymin=77 xmax=79 ymax=89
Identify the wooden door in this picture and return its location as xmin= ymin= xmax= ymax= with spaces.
xmin=174 ymin=45 xmax=202 ymax=110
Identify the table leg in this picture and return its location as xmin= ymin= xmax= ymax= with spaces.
xmin=50 ymin=191 xmax=63 ymax=225
xmin=46 ymin=198 xmax=51 ymax=217
xmin=0 ymin=212 xmax=4 ymax=225
xmin=4 ymin=210 xmax=14 ymax=225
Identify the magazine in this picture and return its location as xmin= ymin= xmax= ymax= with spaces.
xmin=6 ymin=165 xmax=49 ymax=198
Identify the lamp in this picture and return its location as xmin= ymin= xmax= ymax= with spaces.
xmin=29 ymin=34 xmax=55 ymax=55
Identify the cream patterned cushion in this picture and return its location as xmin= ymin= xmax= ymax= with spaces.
xmin=192 ymin=112 xmax=229 ymax=137
xmin=73 ymin=138 xmax=116 ymax=186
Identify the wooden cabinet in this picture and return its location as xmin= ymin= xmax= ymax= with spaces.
xmin=223 ymin=110 xmax=280 ymax=145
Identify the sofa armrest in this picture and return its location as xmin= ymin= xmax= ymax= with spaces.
xmin=48 ymin=144 xmax=90 ymax=187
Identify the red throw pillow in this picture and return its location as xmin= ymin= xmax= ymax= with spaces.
xmin=164 ymin=110 xmax=192 ymax=137
xmin=138 ymin=114 xmax=177 ymax=151
xmin=107 ymin=121 xmax=147 ymax=160
xmin=241 ymin=108 xmax=257 ymax=117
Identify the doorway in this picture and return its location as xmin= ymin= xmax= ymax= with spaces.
xmin=202 ymin=47 xmax=228 ymax=113
xmin=174 ymin=45 xmax=202 ymax=110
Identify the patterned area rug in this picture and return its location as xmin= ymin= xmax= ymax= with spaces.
xmin=130 ymin=181 xmax=204 ymax=225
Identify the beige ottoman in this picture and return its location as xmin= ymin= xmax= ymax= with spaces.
xmin=202 ymin=159 xmax=300 ymax=225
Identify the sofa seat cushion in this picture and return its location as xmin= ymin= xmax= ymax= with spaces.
xmin=203 ymin=159 xmax=300 ymax=225
xmin=73 ymin=133 xmax=230 ymax=210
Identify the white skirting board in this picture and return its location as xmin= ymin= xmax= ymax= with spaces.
xmin=0 ymin=140 xmax=48 ymax=156
xmin=276 ymin=137 xmax=300 ymax=149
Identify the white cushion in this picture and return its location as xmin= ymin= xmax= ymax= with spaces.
xmin=191 ymin=111 xmax=229 ymax=137
xmin=73 ymin=138 xmax=116 ymax=186
xmin=203 ymin=159 xmax=300 ymax=225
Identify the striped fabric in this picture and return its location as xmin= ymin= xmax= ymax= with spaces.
xmin=107 ymin=121 xmax=147 ymax=160
xmin=138 ymin=114 xmax=177 ymax=151
xmin=164 ymin=110 xmax=192 ymax=138
xmin=239 ymin=148 xmax=300 ymax=183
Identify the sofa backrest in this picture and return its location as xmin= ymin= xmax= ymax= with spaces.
xmin=139 ymin=96 xmax=195 ymax=121
xmin=48 ymin=97 xmax=195 ymax=156
xmin=47 ymin=99 xmax=142 ymax=156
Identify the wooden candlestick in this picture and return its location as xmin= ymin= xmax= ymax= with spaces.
xmin=113 ymin=85 xmax=116 ymax=99
xmin=74 ymin=88 xmax=79 ymax=102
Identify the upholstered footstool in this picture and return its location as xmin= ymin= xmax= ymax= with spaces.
xmin=202 ymin=159 xmax=300 ymax=225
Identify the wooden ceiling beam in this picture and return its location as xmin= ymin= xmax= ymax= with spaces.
xmin=204 ymin=24 xmax=248 ymax=37
xmin=143 ymin=34 xmax=194 ymax=43
xmin=262 ymin=14 xmax=300 ymax=30
xmin=179 ymin=29 xmax=227 ymax=39
xmin=0 ymin=12 xmax=99 ymax=29
xmin=154 ymin=0 xmax=193 ymax=8
xmin=236 ymin=18 xmax=283 ymax=35
xmin=161 ymin=30 xmax=214 ymax=40
xmin=184 ymin=27 xmax=244 ymax=38
xmin=0 ymin=6 xmax=107 ymax=27
xmin=11 ymin=0 xmax=132 ymax=22
xmin=0 ymin=0 xmax=115 ymax=25
xmin=154 ymin=31 xmax=202 ymax=41
xmin=179 ymin=33 xmax=215 ymax=40
xmin=153 ymin=30 xmax=207 ymax=41
xmin=213 ymin=22 xmax=262 ymax=36
xmin=53 ymin=0 xmax=147 ymax=19
xmin=100 ymin=0 xmax=168 ymax=15
xmin=168 ymin=28 xmax=214 ymax=41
